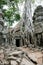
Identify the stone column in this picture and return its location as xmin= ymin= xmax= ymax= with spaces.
xmin=12 ymin=38 xmax=16 ymax=49
xmin=37 ymin=34 xmax=41 ymax=46
xmin=20 ymin=38 xmax=23 ymax=46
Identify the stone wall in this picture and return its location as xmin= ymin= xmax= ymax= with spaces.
xmin=0 ymin=9 xmax=4 ymax=45
xmin=33 ymin=5 xmax=43 ymax=46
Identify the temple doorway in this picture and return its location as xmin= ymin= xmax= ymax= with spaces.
xmin=16 ymin=39 xmax=20 ymax=47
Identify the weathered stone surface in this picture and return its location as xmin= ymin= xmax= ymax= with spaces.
xmin=11 ymin=60 xmax=18 ymax=65
xmin=20 ymin=58 xmax=34 ymax=65
xmin=33 ymin=6 xmax=43 ymax=34
xmin=8 ymin=51 xmax=23 ymax=56
xmin=0 ymin=49 xmax=4 ymax=60
xmin=33 ymin=5 xmax=43 ymax=47
xmin=28 ymin=53 xmax=37 ymax=62
xmin=0 ymin=46 xmax=42 ymax=65
xmin=7 ymin=56 xmax=17 ymax=60
xmin=0 ymin=9 xmax=4 ymax=45
xmin=34 ymin=23 xmax=42 ymax=34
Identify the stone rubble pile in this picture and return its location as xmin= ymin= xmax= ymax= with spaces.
xmin=7 ymin=50 xmax=37 ymax=65
xmin=0 ymin=46 xmax=39 ymax=65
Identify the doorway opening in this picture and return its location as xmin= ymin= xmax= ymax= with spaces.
xmin=16 ymin=39 xmax=20 ymax=47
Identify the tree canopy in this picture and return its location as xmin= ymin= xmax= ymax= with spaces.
xmin=0 ymin=0 xmax=38 ymax=26
xmin=0 ymin=0 xmax=21 ymax=26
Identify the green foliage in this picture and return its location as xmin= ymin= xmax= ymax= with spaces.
xmin=0 ymin=0 xmax=7 ymax=8
xmin=32 ymin=0 xmax=35 ymax=3
xmin=0 ymin=0 xmax=21 ymax=26
xmin=3 ymin=6 xmax=20 ymax=25
xmin=15 ymin=14 xmax=20 ymax=21
xmin=0 ymin=0 xmax=25 ymax=26
xmin=0 ymin=0 xmax=7 ymax=4
xmin=10 ymin=0 xmax=19 ymax=3
xmin=4 ymin=10 xmax=12 ymax=18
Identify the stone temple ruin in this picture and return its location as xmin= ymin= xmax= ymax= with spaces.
xmin=33 ymin=5 xmax=43 ymax=47
xmin=0 ymin=4 xmax=43 ymax=65
xmin=0 ymin=9 xmax=8 ymax=46
xmin=0 ymin=5 xmax=43 ymax=47
xmin=0 ymin=9 xmax=4 ymax=45
xmin=12 ymin=21 xmax=25 ymax=47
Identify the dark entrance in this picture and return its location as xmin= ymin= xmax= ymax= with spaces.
xmin=40 ymin=34 xmax=43 ymax=46
xmin=16 ymin=39 xmax=20 ymax=47
xmin=37 ymin=33 xmax=43 ymax=47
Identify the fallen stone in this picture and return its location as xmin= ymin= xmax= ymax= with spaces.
xmin=0 ymin=49 xmax=4 ymax=60
xmin=3 ymin=60 xmax=9 ymax=65
xmin=10 ymin=60 xmax=18 ymax=65
xmin=20 ymin=58 xmax=34 ymax=65
xmin=29 ymin=53 xmax=37 ymax=61
xmin=7 ymin=56 xmax=17 ymax=60
xmin=16 ymin=58 xmax=22 ymax=63
xmin=8 ymin=51 xmax=23 ymax=56
xmin=23 ymin=52 xmax=37 ymax=65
